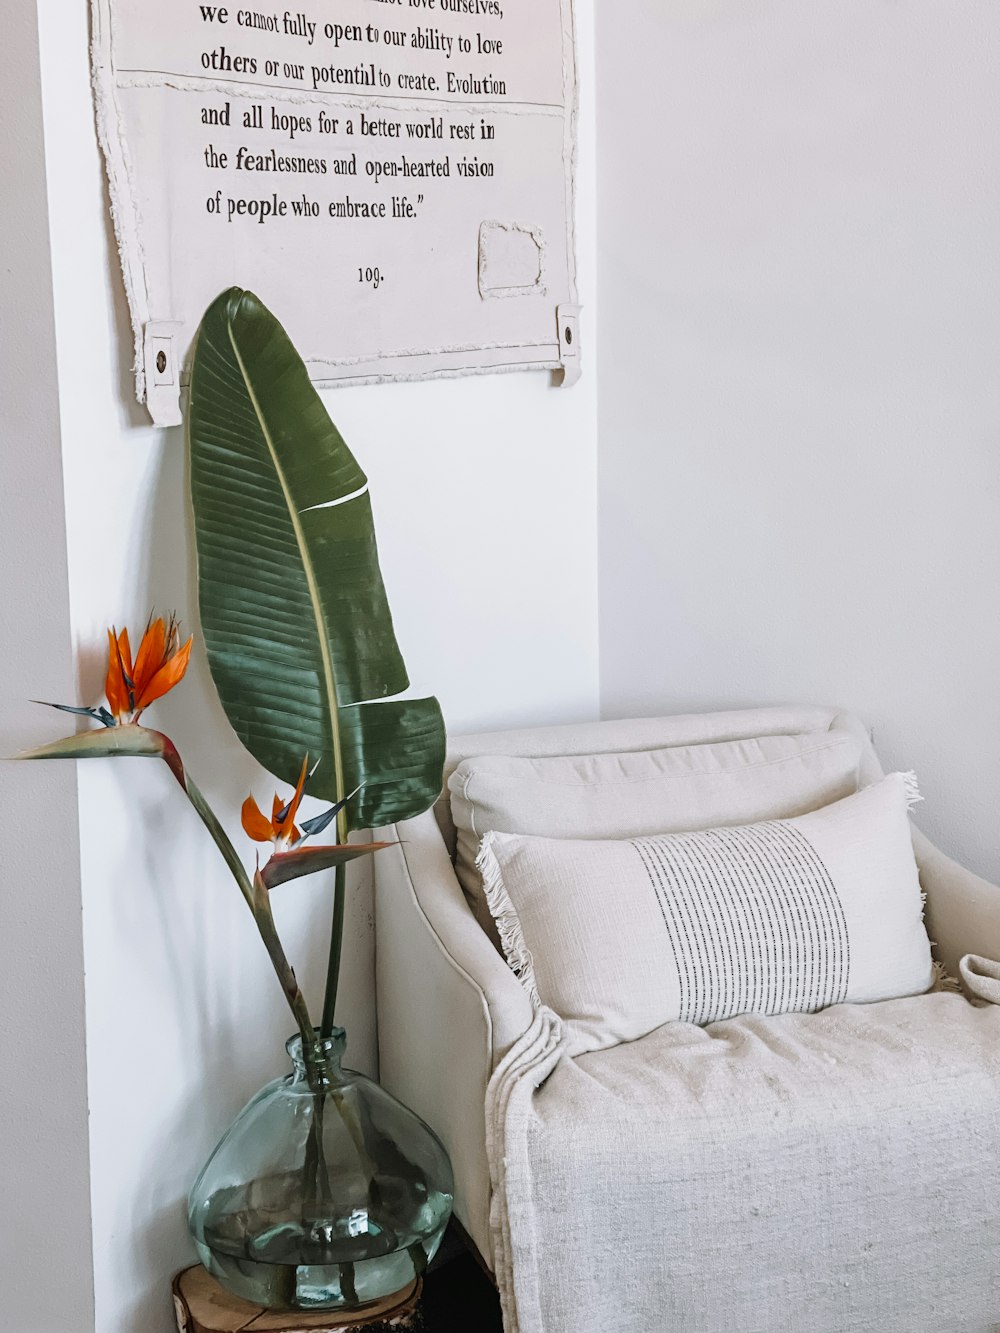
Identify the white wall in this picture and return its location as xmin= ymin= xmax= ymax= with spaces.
xmin=597 ymin=0 xmax=1000 ymax=882
xmin=34 ymin=2 xmax=598 ymax=1328
xmin=0 ymin=9 xmax=94 ymax=1329
xmin=24 ymin=2 xmax=1000 ymax=1325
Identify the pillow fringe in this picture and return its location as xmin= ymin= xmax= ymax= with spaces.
xmin=477 ymin=833 xmax=542 ymax=1009
xmin=902 ymin=771 xmax=923 ymax=811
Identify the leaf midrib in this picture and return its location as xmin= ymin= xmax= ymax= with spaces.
xmin=229 ymin=328 xmax=348 ymax=833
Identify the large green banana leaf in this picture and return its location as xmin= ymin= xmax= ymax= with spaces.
xmin=188 ymin=289 xmax=445 ymax=830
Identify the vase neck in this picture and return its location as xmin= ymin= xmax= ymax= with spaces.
xmin=286 ymin=1029 xmax=347 ymax=1092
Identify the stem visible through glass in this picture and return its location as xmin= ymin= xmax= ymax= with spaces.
xmin=321 ymin=793 xmax=351 ymax=1037
xmin=321 ymin=864 xmax=347 ymax=1037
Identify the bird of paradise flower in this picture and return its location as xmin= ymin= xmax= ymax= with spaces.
xmin=21 ymin=615 xmax=390 ymax=1049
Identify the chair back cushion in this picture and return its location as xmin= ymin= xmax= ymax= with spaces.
xmin=477 ymin=773 xmax=934 ymax=1054
xmin=448 ymin=708 xmax=877 ymax=938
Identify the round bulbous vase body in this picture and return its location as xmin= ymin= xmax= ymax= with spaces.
xmin=188 ymin=1030 xmax=454 ymax=1312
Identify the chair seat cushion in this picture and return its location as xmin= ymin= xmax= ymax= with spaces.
xmin=520 ymin=992 xmax=1000 ymax=1332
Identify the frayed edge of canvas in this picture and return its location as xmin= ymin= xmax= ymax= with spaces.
xmin=477 ymin=833 xmax=542 ymax=1009
xmin=91 ymin=0 xmax=150 ymax=402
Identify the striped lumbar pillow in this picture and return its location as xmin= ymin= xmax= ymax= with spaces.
xmin=477 ymin=773 xmax=934 ymax=1057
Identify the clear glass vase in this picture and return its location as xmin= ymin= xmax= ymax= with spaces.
xmin=188 ymin=1029 xmax=454 ymax=1311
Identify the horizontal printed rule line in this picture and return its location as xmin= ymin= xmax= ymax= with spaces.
xmin=308 ymin=343 xmax=561 ymax=366
xmin=115 ymin=68 xmax=564 ymax=114
xmin=311 ymin=358 xmax=562 ymax=382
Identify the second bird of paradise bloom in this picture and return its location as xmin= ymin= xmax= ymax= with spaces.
xmin=242 ymin=755 xmax=351 ymax=854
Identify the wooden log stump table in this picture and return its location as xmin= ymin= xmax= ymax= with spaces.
xmin=173 ymin=1267 xmax=424 ymax=1333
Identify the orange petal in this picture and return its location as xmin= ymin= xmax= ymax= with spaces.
xmin=117 ymin=628 xmax=134 ymax=681
xmin=242 ymin=795 xmax=277 ymax=843
xmin=284 ymin=755 xmax=310 ymax=827
xmin=133 ymin=617 xmax=167 ymax=697
xmin=133 ymin=636 xmax=192 ymax=710
xmin=104 ymin=629 xmax=130 ymax=719
xmin=272 ymin=755 xmax=310 ymax=840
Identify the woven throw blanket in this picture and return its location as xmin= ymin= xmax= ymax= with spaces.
xmin=486 ymin=958 xmax=1000 ymax=1333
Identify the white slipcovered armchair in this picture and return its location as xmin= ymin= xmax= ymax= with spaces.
xmin=374 ymin=707 xmax=1000 ymax=1332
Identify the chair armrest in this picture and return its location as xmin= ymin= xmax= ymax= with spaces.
xmin=374 ymin=810 xmax=533 ymax=1269
xmin=913 ymin=827 xmax=1000 ymax=975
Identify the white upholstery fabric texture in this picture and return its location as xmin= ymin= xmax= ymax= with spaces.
xmin=450 ymin=728 xmax=866 ymax=937
xmin=375 ymin=708 xmax=1000 ymax=1330
xmin=478 ymin=774 xmax=934 ymax=1056
xmin=487 ymin=983 xmax=1000 ymax=1333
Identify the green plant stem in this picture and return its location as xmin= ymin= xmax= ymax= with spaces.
xmin=321 ymin=863 xmax=347 ymax=1037
xmin=252 ymin=874 xmax=315 ymax=1050
xmin=302 ymin=1092 xmax=335 ymax=1223
xmin=20 ymin=724 xmax=322 ymax=1054
xmin=340 ymin=1263 xmax=359 ymax=1306
xmin=161 ymin=740 xmax=316 ymax=1046
xmin=182 ymin=772 xmax=255 ymax=910
xmin=320 ymin=798 xmax=352 ymax=1036
xmin=199 ymin=795 xmax=377 ymax=1300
